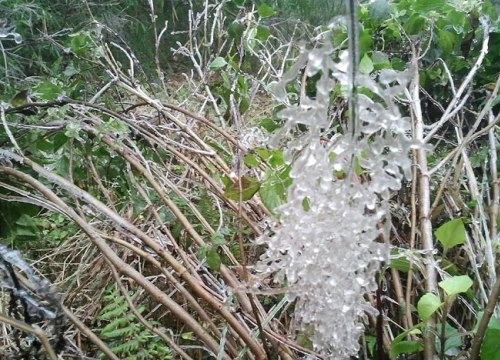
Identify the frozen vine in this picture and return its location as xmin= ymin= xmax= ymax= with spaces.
xmin=258 ymin=36 xmax=415 ymax=357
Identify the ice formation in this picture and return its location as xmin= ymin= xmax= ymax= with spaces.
xmin=259 ymin=40 xmax=413 ymax=357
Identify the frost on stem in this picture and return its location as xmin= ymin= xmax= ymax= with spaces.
xmin=258 ymin=40 xmax=413 ymax=357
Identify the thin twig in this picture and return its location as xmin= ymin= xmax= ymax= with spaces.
xmin=408 ymin=44 xmax=438 ymax=359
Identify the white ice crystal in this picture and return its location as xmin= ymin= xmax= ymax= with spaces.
xmin=241 ymin=126 xmax=270 ymax=149
xmin=259 ymin=40 xmax=413 ymax=357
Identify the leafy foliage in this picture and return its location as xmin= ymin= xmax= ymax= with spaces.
xmin=97 ymin=286 xmax=172 ymax=359
xmin=0 ymin=0 xmax=498 ymax=359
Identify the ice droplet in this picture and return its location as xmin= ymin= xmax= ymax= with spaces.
xmin=13 ymin=33 xmax=22 ymax=44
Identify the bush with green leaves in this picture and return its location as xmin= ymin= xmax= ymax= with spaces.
xmin=0 ymin=0 xmax=499 ymax=359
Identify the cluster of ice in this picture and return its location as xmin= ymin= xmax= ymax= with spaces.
xmin=259 ymin=42 xmax=413 ymax=357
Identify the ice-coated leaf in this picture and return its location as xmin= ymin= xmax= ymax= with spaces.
xmin=438 ymin=275 xmax=473 ymax=297
xmin=359 ymin=54 xmax=374 ymax=74
xmin=417 ymin=293 xmax=442 ymax=321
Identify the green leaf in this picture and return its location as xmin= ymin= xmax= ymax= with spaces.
xmin=256 ymin=25 xmax=271 ymax=41
xmin=16 ymin=227 xmax=37 ymax=237
xmin=228 ymin=21 xmax=244 ymax=41
xmin=389 ymin=325 xmax=423 ymax=360
xmin=244 ymin=154 xmax=261 ymax=168
xmin=67 ymin=31 xmax=93 ymax=55
xmin=435 ymin=323 xmax=462 ymax=356
xmin=34 ymin=81 xmax=63 ymax=100
xmin=365 ymin=335 xmax=376 ymax=357
xmin=389 ymin=248 xmax=411 ymax=273
xmin=359 ymin=30 xmax=373 ymax=55
xmin=354 ymin=156 xmax=363 ymax=176
xmin=390 ymin=340 xmax=424 ymax=359
xmin=64 ymin=122 xmax=81 ymax=139
xmin=391 ymin=57 xmax=406 ymax=71
xmin=255 ymin=147 xmax=271 ymax=160
xmin=98 ymin=118 xmax=129 ymax=135
xmin=434 ymin=218 xmax=466 ymax=250
xmin=480 ymin=318 xmax=500 ymax=358
xmin=100 ymin=317 xmax=130 ymax=334
xmin=239 ymin=96 xmax=250 ymax=114
xmin=268 ymin=151 xmax=285 ymax=167
xmin=10 ymin=90 xmax=30 ymax=106
xmin=438 ymin=30 xmax=456 ymax=54
xmin=16 ymin=214 xmax=37 ymax=227
xmin=63 ymin=62 xmax=79 ymax=78
xmin=181 ymin=332 xmax=194 ymax=340
xmin=257 ymin=4 xmax=275 ymax=18
xmin=258 ymin=118 xmax=281 ymax=132
xmin=209 ymin=57 xmax=227 ymax=70
xmin=211 ymin=232 xmax=226 ymax=246
xmin=224 ymin=175 xmax=261 ymax=201
xmin=102 ymin=326 xmax=135 ymax=338
xmin=447 ymin=10 xmax=466 ymax=32
xmin=259 ymin=167 xmax=291 ymax=213
xmin=359 ymin=54 xmax=374 ymax=74
xmin=15 ymin=214 xmax=39 ymax=237
xmin=481 ymin=326 xmax=500 ymax=360
xmin=372 ymin=51 xmax=391 ymax=70
xmin=52 ymin=133 xmax=68 ymax=150
xmin=245 ymin=26 xmax=258 ymax=50
xmin=390 ymin=257 xmax=410 ymax=272
xmin=206 ymin=248 xmax=221 ymax=271
xmin=412 ymin=0 xmax=446 ymax=13
xmin=196 ymin=245 xmax=207 ymax=260
xmin=417 ymin=293 xmax=442 ymax=321
xmin=382 ymin=23 xmax=402 ymax=40
xmin=438 ymin=275 xmax=473 ymax=297
xmin=206 ymin=139 xmax=230 ymax=156
xmin=368 ymin=0 xmax=391 ymax=22
xmin=302 ymin=197 xmax=311 ymax=212
xmin=237 ymin=75 xmax=248 ymax=94
xmin=405 ymin=14 xmax=426 ymax=35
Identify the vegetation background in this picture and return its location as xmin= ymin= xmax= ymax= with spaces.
xmin=0 ymin=0 xmax=499 ymax=359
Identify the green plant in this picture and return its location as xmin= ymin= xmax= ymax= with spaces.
xmin=97 ymin=286 xmax=172 ymax=359
xmin=1 ymin=0 xmax=499 ymax=358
